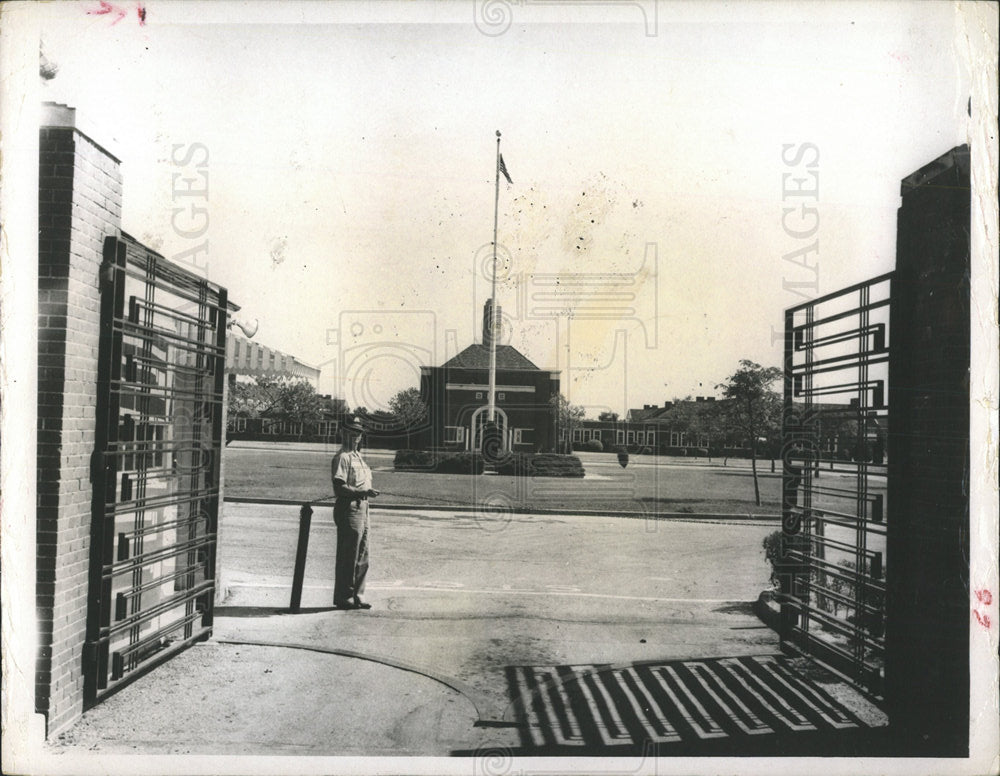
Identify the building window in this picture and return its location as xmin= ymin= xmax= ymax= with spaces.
xmin=444 ymin=426 xmax=465 ymax=443
xmin=236 ymin=416 xmax=247 ymax=432
xmin=626 ymin=430 xmax=635 ymax=443
xmin=679 ymin=432 xmax=687 ymax=447
xmin=670 ymin=431 xmax=679 ymax=447
xmin=234 ymin=340 xmax=241 ymax=359
xmin=698 ymin=435 xmax=708 ymax=448
xmin=646 ymin=431 xmax=656 ymax=445
xmin=616 ymin=430 xmax=624 ymax=444
xmin=572 ymin=428 xmax=583 ymax=442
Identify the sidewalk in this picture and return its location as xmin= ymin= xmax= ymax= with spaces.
xmin=41 ymin=504 xmax=890 ymax=763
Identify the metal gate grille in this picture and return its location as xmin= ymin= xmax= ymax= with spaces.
xmin=85 ymin=234 xmax=228 ymax=703
xmin=780 ymin=273 xmax=891 ymax=695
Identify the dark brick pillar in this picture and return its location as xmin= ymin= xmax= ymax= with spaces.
xmin=885 ymin=145 xmax=970 ymax=754
xmin=36 ymin=104 xmax=122 ymax=737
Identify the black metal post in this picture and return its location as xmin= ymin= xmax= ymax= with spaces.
xmin=289 ymin=503 xmax=313 ymax=613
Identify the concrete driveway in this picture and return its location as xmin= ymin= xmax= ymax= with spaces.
xmin=48 ymin=504 xmax=889 ymax=760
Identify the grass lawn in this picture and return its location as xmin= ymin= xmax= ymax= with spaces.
xmin=223 ymin=445 xmax=787 ymax=515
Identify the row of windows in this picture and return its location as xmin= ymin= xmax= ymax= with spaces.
xmin=569 ymin=427 xmax=710 ymax=448
xmin=231 ymin=417 xmax=340 ymax=436
xmin=444 ymin=426 xmax=532 ymax=445
xmin=231 ymin=417 xmax=400 ymax=436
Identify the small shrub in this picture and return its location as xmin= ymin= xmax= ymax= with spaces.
xmin=496 ymin=453 xmax=585 ymax=478
xmin=762 ymin=530 xmax=809 ymax=588
xmin=581 ymin=438 xmax=603 ymax=452
xmin=435 ymin=452 xmax=485 ymax=475
xmin=394 ymin=449 xmax=436 ymax=471
xmin=393 ymin=449 xmax=484 ymax=474
xmin=762 ymin=531 xmax=783 ymax=588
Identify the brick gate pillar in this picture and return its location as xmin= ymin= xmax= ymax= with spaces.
xmin=885 ymin=144 xmax=971 ymax=754
xmin=36 ymin=103 xmax=122 ymax=737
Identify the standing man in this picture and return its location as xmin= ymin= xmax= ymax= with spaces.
xmin=331 ymin=416 xmax=379 ymax=610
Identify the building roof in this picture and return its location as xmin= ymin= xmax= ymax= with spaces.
xmin=226 ymin=334 xmax=321 ymax=382
xmin=440 ymin=344 xmax=541 ymax=371
xmin=626 ymin=404 xmax=672 ymax=422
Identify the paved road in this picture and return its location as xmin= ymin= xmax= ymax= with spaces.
xmin=49 ymin=504 xmax=887 ymax=758
xmin=219 ymin=503 xmax=780 ymax=611
xmin=214 ymin=504 xmax=852 ymax=746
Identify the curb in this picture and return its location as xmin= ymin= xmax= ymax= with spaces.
xmin=223 ymin=497 xmax=780 ymax=522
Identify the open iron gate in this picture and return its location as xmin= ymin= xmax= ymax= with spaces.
xmin=780 ymin=273 xmax=891 ymax=696
xmin=84 ymin=234 xmax=228 ymax=703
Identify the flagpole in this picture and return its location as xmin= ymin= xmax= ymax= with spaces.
xmin=488 ymin=130 xmax=501 ymax=425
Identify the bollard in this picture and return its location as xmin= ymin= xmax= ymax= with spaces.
xmin=289 ymin=503 xmax=313 ymax=613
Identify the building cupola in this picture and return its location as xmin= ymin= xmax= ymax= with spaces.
xmin=482 ymin=300 xmax=502 ymax=348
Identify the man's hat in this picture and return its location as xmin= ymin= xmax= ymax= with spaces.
xmin=341 ymin=415 xmax=366 ymax=433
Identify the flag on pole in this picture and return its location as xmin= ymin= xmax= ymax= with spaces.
xmin=499 ymin=154 xmax=513 ymax=185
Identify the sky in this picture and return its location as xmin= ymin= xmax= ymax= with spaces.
xmin=34 ymin=0 xmax=975 ymax=416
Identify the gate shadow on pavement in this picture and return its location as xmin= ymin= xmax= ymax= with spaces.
xmin=454 ymin=653 xmax=898 ymax=757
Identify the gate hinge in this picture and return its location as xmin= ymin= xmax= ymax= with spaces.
xmin=89 ymin=450 xmax=104 ymax=484
xmin=82 ymin=640 xmax=98 ymax=672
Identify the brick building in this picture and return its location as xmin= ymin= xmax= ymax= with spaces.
xmin=420 ymin=301 xmax=560 ymax=452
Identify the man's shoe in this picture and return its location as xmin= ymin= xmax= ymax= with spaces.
xmin=333 ymin=600 xmax=353 ymax=610
xmin=352 ymin=597 xmax=372 ymax=610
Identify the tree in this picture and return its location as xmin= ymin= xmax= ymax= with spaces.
xmin=659 ymin=397 xmax=724 ymax=457
xmin=716 ymin=360 xmax=782 ymax=505
xmin=228 ymin=375 xmax=325 ymax=429
xmin=550 ymin=393 xmax=586 ymax=453
xmin=597 ymin=411 xmax=620 ymax=422
xmin=662 ymin=397 xmax=701 ymax=451
xmin=321 ymin=396 xmax=349 ymax=416
xmin=698 ymin=401 xmax=730 ymax=463
xmin=389 ymin=387 xmax=428 ymax=448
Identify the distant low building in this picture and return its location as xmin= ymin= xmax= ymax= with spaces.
xmin=225 ymin=334 xmax=321 ymax=384
xmin=568 ymin=397 xmax=721 ymax=453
